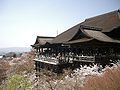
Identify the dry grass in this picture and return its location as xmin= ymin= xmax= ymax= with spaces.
xmin=80 ymin=67 xmax=120 ymax=90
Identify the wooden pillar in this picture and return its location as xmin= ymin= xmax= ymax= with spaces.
xmin=41 ymin=48 xmax=43 ymax=54
xmin=39 ymin=47 xmax=40 ymax=54
xmin=36 ymin=47 xmax=38 ymax=53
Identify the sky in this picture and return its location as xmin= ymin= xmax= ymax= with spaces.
xmin=0 ymin=0 xmax=120 ymax=48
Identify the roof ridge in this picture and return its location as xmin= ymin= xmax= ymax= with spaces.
xmin=37 ymin=36 xmax=55 ymax=38
xmin=80 ymin=25 xmax=102 ymax=31
xmin=85 ymin=10 xmax=118 ymax=21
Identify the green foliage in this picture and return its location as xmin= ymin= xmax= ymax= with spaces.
xmin=1 ymin=74 xmax=31 ymax=90
xmin=0 ymin=85 xmax=3 ymax=90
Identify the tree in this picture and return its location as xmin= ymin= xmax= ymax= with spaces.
xmin=0 ymin=61 xmax=10 ymax=84
xmin=1 ymin=74 xmax=31 ymax=90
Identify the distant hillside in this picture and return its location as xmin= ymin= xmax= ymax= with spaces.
xmin=0 ymin=47 xmax=31 ymax=55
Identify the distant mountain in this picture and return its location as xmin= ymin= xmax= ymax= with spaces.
xmin=0 ymin=47 xmax=31 ymax=55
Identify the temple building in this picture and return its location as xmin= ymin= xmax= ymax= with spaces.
xmin=31 ymin=10 xmax=120 ymax=73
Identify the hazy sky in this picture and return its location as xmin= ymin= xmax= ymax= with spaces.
xmin=0 ymin=0 xmax=120 ymax=48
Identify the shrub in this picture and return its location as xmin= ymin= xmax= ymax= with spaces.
xmin=80 ymin=67 xmax=120 ymax=90
xmin=1 ymin=74 xmax=31 ymax=90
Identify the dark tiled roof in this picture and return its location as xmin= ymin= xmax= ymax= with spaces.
xmin=84 ymin=29 xmax=120 ymax=43
xmin=34 ymin=36 xmax=55 ymax=46
xmin=52 ymin=23 xmax=81 ymax=44
xmin=67 ymin=29 xmax=120 ymax=44
xmin=81 ymin=10 xmax=120 ymax=32
xmin=66 ymin=38 xmax=93 ymax=44
xmin=52 ymin=10 xmax=120 ymax=44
